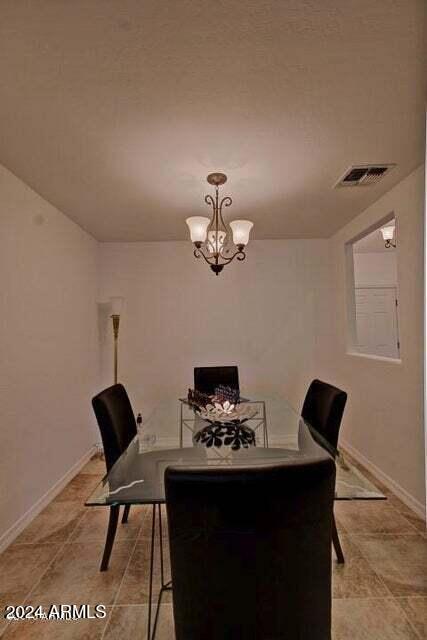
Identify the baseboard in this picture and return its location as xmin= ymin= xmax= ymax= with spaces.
xmin=341 ymin=439 xmax=426 ymax=521
xmin=0 ymin=445 xmax=98 ymax=553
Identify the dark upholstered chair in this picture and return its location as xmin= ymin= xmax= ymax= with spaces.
xmin=165 ymin=460 xmax=336 ymax=640
xmin=194 ymin=366 xmax=239 ymax=396
xmin=92 ymin=384 xmax=137 ymax=570
xmin=302 ymin=379 xmax=348 ymax=564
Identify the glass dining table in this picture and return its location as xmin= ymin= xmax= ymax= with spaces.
xmin=85 ymin=394 xmax=384 ymax=640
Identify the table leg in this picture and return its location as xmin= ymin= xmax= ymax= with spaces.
xmin=263 ymin=401 xmax=269 ymax=448
xmin=158 ymin=504 xmax=165 ymax=586
xmin=150 ymin=505 xmax=172 ymax=639
xmin=147 ymin=503 xmax=173 ymax=640
xmin=147 ymin=504 xmax=156 ymax=640
xmin=179 ymin=402 xmax=183 ymax=448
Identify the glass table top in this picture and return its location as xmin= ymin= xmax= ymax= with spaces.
xmin=86 ymin=395 xmax=385 ymax=506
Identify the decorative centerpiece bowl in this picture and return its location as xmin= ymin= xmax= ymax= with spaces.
xmin=193 ymin=422 xmax=256 ymax=450
xmin=196 ymin=401 xmax=258 ymax=425
xmin=187 ymin=388 xmax=258 ymax=450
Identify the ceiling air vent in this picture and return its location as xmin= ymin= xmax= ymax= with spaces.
xmin=335 ymin=164 xmax=395 ymax=188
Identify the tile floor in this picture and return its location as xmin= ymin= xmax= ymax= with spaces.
xmin=0 ymin=452 xmax=425 ymax=639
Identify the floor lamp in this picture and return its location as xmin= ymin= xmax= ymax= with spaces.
xmin=110 ymin=296 xmax=124 ymax=384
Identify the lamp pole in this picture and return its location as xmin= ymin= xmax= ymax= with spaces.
xmin=110 ymin=297 xmax=124 ymax=385
xmin=112 ymin=314 xmax=120 ymax=384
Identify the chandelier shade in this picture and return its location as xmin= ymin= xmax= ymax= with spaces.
xmin=380 ymin=225 xmax=396 ymax=248
xmin=230 ymin=220 xmax=254 ymax=247
xmin=207 ymin=229 xmax=227 ymax=253
xmin=186 ymin=173 xmax=254 ymax=275
xmin=186 ymin=216 xmax=210 ymax=243
xmin=380 ymin=226 xmax=394 ymax=241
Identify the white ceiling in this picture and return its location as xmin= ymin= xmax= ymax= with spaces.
xmin=0 ymin=1 xmax=425 ymax=241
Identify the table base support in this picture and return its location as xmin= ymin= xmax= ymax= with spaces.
xmin=147 ymin=504 xmax=173 ymax=640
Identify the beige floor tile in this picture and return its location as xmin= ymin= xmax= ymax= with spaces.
xmin=0 ymin=544 xmax=60 ymax=613
xmin=339 ymin=453 xmax=425 ymax=534
xmin=27 ymin=540 xmax=135 ymax=607
xmin=332 ymin=597 xmax=419 ymax=639
xmin=341 ymin=454 xmax=389 ymax=494
xmin=334 ymin=501 xmax=416 ymax=534
xmin=396 ymin=597 xmax=427 ymax=639
xmin=372 ymin=565 xmax=426 ymax=597
xmin=80 ymin=455 xmax=106 ymax=476
xmin=116 ymin=539 xmax=172 ymax=605
xmin=54 ymin=475 xmax=101 ymax=504
xmin=402 ymin=517 xmax=425 ymax=537
xmin=333 ymin=534 xmax=364 ymax=561
xmin=1 ymin=607 xmax=110 ymax=640
xmin=354 ymin=534 xmax=427 ymax=566
xmin=103 ymin=604 xmax=175 ymax=640
xmin=353 ymin=534 xmax=427 ymax=596
xmin=139 ymin=505 xmax=169 ymax=540
xmin=1 ymin=451 xmax=424 ymax=639
xmin=335 ymin=511 xmax=348 ymax=533
xmin=136 ymin=505 xmax=154 ymax=539
xmin=333 ymin=556 xmax=389 ymax=599
xmin=70 ymin=506 xmax=144 ymax=543
xmin=386 ymin=498 xmax=427 ymax=536
xmin=14 ymin=501 xmax=84 ymax=545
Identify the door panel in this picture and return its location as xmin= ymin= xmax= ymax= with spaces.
xmin=355 ymin=287 xmax=399 ymax=358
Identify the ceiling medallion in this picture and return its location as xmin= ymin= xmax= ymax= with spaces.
xmin=186 ymin=173 xmax=253 ymax=275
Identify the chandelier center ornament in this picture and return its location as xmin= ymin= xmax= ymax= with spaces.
xmin=186 ymin=173 xmax=253 ymax=275
xmin=206 ymin=172 xmax=227 ymax=187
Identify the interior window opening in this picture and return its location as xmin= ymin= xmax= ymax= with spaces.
xmin=348 ymin=217 xmax=400 ymax=360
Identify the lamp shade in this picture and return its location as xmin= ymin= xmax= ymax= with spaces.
xmin=186 ymin=217 xmax=210 ymax=243
xmin=230 ymin=220 xmax=254 ymax=246
xmin=380 ymin=226 xmax=395 ymax=241
xmin=110 ymin=296 xmax=124 ymax=315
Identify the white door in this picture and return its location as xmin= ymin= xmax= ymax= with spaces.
xmin=355 ymin=287 xmax=400 ymax=358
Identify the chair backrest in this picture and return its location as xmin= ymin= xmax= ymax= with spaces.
xmin=194 ymin=366 xmax=239 ymax=396
xmin=302 ymin=379 xmax=347 ymax=450
xmin=165 ymin=459 xmax=335 ymax=640
xmin=92 ymin=384 xmax=137 ymax=472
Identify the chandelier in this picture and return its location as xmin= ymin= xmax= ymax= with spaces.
xmin=186 ymin=173 xmax=253 ymax=275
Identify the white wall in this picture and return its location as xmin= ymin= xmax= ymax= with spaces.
xmin=353 ymin=252 xmax=397 ymax=287
xmin=0 ymin=165 xmax=99 ymax=545
xmin=316 ymin=166 xmax=425 ymax=514
xmin=98 ymin=240 xmax=331 ymax=439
